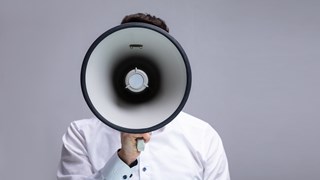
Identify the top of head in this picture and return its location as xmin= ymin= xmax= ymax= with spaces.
xmin=121 ymin=13 xmax=169 ymax=33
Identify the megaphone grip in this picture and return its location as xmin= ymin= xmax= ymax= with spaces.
xmin=137 ymin=139 xmax=145 ymax=152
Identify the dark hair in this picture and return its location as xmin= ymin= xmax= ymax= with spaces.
xmin=121 ymin=13 xmax=169 ymax=32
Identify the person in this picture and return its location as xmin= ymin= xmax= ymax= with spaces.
xmin=57 ymin=13 xmax=230 ymax=180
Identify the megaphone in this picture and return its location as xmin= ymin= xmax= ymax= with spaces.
xmin=81 ymin=22 xmax=192 ymax=134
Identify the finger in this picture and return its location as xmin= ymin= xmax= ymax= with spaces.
xmin=121 ymin=132 xmax=151 ymax=143
xmin=141 ymin=133 xmax=151 ymax=143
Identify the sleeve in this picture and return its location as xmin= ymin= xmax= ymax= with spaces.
xmin=202 ymin=126 xmax=230 ymax=180
xmin=57 ymin=121 xmax=135 ymax=180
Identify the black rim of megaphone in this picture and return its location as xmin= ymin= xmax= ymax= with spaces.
xmin=81 ymin=22 xmax=192 ymax=133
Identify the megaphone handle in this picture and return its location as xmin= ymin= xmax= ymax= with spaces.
xmin=136 ymin=138 xmax=145 ymax=152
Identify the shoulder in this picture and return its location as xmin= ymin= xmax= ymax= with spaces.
xmin=175 ymin=112 xmax=210 ymax=126
xmin=173 ymin=112 xmax=217 ymax=133
xmin=67 ymin=117 xmax=118 ymax=137
xmin=70 ymin=117 xmax=102 ymax=130
xmin=175 ymin=112 xmax=226 ymax=154
xmin=165 ymin=112 xmax=225 ymax=159
xmin=169 ymin=111 xmax=222 ymax=142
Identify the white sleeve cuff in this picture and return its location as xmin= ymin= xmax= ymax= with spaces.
xmin=100 ymin=151 xmax=134 ymax=180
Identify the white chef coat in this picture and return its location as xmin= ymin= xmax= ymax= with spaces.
xmin=57 ymin=112 xmax=230 ymax=180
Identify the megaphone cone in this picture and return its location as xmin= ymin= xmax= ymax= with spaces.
xmin=81 ymin=22 xmax=191 ymax=133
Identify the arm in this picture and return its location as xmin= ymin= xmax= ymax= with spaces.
xmin=203 ymin=127 xmax=230 ymax=180
xmin=56 ymin=122 xmax=136 ymax=180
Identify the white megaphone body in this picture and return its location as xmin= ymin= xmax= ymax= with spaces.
xmin=81 ymin=22 xmax=192 ymax=137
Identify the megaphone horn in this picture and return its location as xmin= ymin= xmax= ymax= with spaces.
xmin=81 ymin=22 xmax=192 ymax=133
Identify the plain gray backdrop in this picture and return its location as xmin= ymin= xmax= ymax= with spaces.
xmin=1 ymin=0 xmax=319 ymax=179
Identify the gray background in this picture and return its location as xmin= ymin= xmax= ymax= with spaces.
xmin=1 ymin=0 xmax=319 ymax=179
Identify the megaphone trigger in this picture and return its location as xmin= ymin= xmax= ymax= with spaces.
xmin=136 ymin=138 xmax=145 ymax=152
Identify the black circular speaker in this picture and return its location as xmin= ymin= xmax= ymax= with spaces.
xmin=81 ymin=22 xmax=192 ymax=133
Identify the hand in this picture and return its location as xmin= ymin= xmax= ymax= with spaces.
xmin=118 ymin=132 xmax=151 ymax=165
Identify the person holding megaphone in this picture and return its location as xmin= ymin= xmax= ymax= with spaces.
xmin=57 ymin=13 xmax=230 ymax=180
